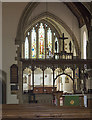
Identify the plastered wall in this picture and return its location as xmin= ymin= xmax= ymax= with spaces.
xmin=2 ymin=2 xmax=27 ymax=104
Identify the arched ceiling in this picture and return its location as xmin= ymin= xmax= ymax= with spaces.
xmin=16 ymin=2 xmax=92 ymax=46
xmin=65 ymin=2 xmax=91 ymax=30
xmin=82 ymin=2 xmax=91 ymax=15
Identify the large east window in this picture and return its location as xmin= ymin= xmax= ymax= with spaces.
xmin=23 ymin=22 xmax=59 ymax=59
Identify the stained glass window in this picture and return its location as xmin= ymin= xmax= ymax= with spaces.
xmin=38 ymin=23 xmax=45 ymax=59
xmin=47 ymin=28 xmax=52 ymax=57
xmin=25 ymin=37 xmax=29 ymax=59
xmin=31 ymin=27 xmax=36 ymax=58
xmin=24 ymin=22 xmax=61 ymax=59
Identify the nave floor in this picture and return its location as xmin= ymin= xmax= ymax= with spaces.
xmin=1 ymin=104 xmax=92 ymax=120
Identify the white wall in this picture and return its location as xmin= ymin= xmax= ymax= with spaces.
xmin=2 ymin=2 xmax=27 ymax=104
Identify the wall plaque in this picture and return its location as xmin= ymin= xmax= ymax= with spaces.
xmin=10 ymin=64 xmax=18 ymax=83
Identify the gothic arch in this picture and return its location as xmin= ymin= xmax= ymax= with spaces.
xmin=15 ymin=2 xmax=81 ymax=57
xmin=54 ymin=72 xmax=74 ymax=85
xmin=25 ymin=11 xmax=80 ymax=56
xmin=25 ymin=19 xmax=60 ymax=41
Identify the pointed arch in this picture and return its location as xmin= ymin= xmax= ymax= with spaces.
xmin=54 ymin=72 xmax=74 ymax=85
xmin=24 ymin=12 xmax=80 ymax=56
xmin=15 ymin=2 xmax=81 ymax=57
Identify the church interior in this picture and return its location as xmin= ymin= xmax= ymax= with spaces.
xmin=1 ymin=1 xmax=92 ymax=120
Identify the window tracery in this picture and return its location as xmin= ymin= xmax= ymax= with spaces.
xmin=24 ymin=22 xmax=59 ymax=59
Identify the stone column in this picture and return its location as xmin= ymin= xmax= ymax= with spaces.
xmin=18 ymin=61 xmax=23 ymax=104
xmin=17 ymin=43 xmax=23 ymax=104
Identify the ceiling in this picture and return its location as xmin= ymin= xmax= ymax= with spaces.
xmin=65 ymin=2 xmax=91 ymax=30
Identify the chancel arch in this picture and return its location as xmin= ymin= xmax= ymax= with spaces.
xmin=16 ymin=7 xmax=81 ymax=57
xmin=22 ymin=11 xmax=80 ymax=57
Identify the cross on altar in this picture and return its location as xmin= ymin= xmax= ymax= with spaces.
xmin=59 ymin=33 xmax=68 ymax=51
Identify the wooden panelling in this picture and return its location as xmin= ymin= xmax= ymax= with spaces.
xmin=10 ymin=64 xmax=18 ymax=83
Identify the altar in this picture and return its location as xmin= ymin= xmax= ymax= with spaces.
xmin=54 ymin=93 xmax=87 ymax=107
xmin=63 ymin=95 xmax=82 ymax=106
